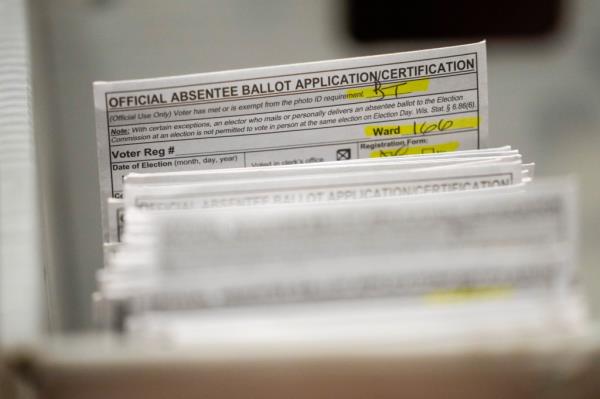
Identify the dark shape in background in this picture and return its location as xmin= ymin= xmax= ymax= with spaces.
xmin=348 ymin=0 xmax=563 ymax=41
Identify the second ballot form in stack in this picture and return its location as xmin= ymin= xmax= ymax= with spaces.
xmin=92 ymin=42 xmax=588 ymax=342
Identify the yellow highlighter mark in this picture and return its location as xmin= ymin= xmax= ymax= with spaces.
xmin=371 ymin=141 xmax=460 ymax=158
xmin=425 ymin=286 xmax=513 ymax=305
xmin=347 ymin=79 xmax=430 ymax=100
xmin=365 ymin=116 xmax=478 ymax=137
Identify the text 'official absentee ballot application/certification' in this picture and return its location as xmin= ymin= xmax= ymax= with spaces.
xmin=94 ymin=42 xmax=488 ymax=237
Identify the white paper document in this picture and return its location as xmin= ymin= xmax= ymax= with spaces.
xmin=124 ymin=156 xmax=523 ymax=212
xmin=100 ymin=179 xmax=577 ymax=320
xmin=94 ymin=42 xmax=488 ymax=240
xmin=105 ymin=147 xmax=522 ymax=242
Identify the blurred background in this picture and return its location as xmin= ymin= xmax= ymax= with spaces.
xmin=28 ymin=0 xmax=599 ymax=331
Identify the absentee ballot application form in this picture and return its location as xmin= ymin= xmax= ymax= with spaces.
xmin=94 ymin=41 xmax=488 ymax=239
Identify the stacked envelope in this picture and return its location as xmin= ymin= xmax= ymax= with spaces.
xmin=94 ymin=146 xmax=587 ymax=343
